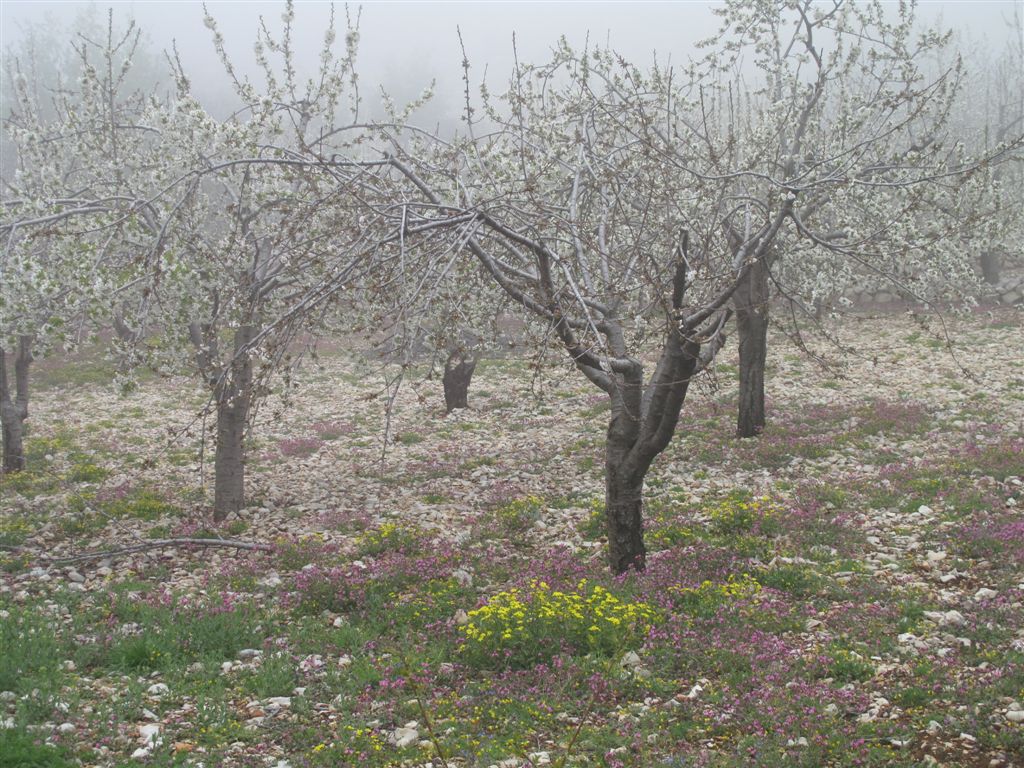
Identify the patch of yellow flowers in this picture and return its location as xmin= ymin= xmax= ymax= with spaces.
xmin=494 ymin=495 xmax=545 ymax=531
xmin=668 ymin=574 xmax=762 ymax=617
xmin=708 ymin=493 xmax=783 ymax=536
xmin=461 ymin=578 xmax=659 ymax=667
xmin=356 ymin=521 xmax=420 ymax=556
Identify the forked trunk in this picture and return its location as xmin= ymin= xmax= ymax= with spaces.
xmin=213 ymin=326 xmax=255 ymax=521
xmin=443 ymin=347 xmax=479 ymax=413
xmin=0 ymin=336 xmax=33 ymax=473
xmin=735 ymin=260 xmax=770 ymax=438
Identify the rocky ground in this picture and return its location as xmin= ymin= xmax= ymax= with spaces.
xmin=1 ymin=309 xmax=1022 ymax=768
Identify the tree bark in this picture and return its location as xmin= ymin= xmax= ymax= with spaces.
xmin=213 ymin=326 xmax=255 ymax=521
xmin=605 ymin=445 xmax=646 ymax=574
xmin=980 ymin=251 xmax=1001 ymax=286
xmin=734 ymin=259 xmax=770 ymax=438
xmin=0 ymin=336 xmax=33 ymax=473
xmin=443 ymin=347 xmax=479 ymax=413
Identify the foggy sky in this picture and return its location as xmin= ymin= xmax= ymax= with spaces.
xmin=2 ymin=1 xmax=1022 ymax=123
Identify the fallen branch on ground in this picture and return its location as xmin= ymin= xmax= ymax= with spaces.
xmin=9 ymin=538 xmax=274 ymax=566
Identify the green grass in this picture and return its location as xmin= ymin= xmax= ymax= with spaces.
xmin=0 ymin=730 xmax=75 ymax=768
xmin=67 ymin=461 xmax=109 ymax=483
xmin=2 ymin=321 xmax=1022 ymax=768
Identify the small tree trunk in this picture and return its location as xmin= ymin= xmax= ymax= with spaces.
xmin=213 ymin=326 xmax=255 ymax=521
xmin=0 ymin=392 xmax=26 ymax=473
xmin=734 ymin=260 xmax=770 ymax=438
xmin=605 ymin=454 xmax=646 ymax=574
xmin=0 ymin=336 xmax=32 ymax=473
xmin=980 ymin=251 xmax=1001 ymax=286
xmin=443 ymin=347 xmax=478 ymax=413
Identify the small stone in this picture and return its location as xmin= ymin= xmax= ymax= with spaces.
xmin=146 ymin=683 xmax=169 ymax=696
xmin=453 ymin=609 xmax=469 ymax=626
xmin=942 ymin=610 xmax=966 ymax=626
xmin=332 ymin=616 xmax=345 ymax=628
xmin=805 ymin=618 xmax=823 ymax=630
xmin=66 ymin=570 xmax=85 ymax=584
xmin=172 ymin=742 xmax=194 ymax=753
xmin=389 ymin=725 xmax=419 ymax=748
xmin=237 ymin=648 xmax=261 ymax=660
xmin=620 ymin=651 xmax=642 ymax=668
xmin=452 ymin=568 xmax=474 ymax=587
xmin=786 ymin=737 xmax=809 ymax=747
xmin=259 ymin=572 xmax=282 ymax=588
xmin=57 ymin=722 xmax=75 ymax=733
xmin=918 ymin=505 xmax=934 ymax=515
xmin=338 ymin=655 xmax=352 ymax=668
xmin=926 ymin=720 xmax=942 ymax=735
xmin=1005 ymin=710 xmax=1024 ymax=723
xmin=924 ymin=610 xmax=966 ymax=627
xmin=974 ymin=588 xmax=998 ymax=601
xmin=131 ymin=747 xmax=151 ymax=759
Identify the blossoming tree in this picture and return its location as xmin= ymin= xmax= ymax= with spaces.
xmin=1 ymin=13 xmax=155 ymax=471
xmin=383 ymin=43 xmax=758 ymax=573
xmin=676 ymin=0 xmax=1022 ymax=437
xmin=115 ymin=3 xmax=394 ymax=519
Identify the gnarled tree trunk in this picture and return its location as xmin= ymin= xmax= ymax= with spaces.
xmin=443 ymin=346 xmax=479 ymax=413
xmin=0 ymin=336 xmax=33 ymax=473
xmin=213 ymin=326 xmax=255 ymax=521
xmin=734 ymin=259 xmax=771 ymax=439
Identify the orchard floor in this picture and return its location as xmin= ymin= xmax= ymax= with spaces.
xmin=2 ymin=309 xmax=1023 ymax=768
